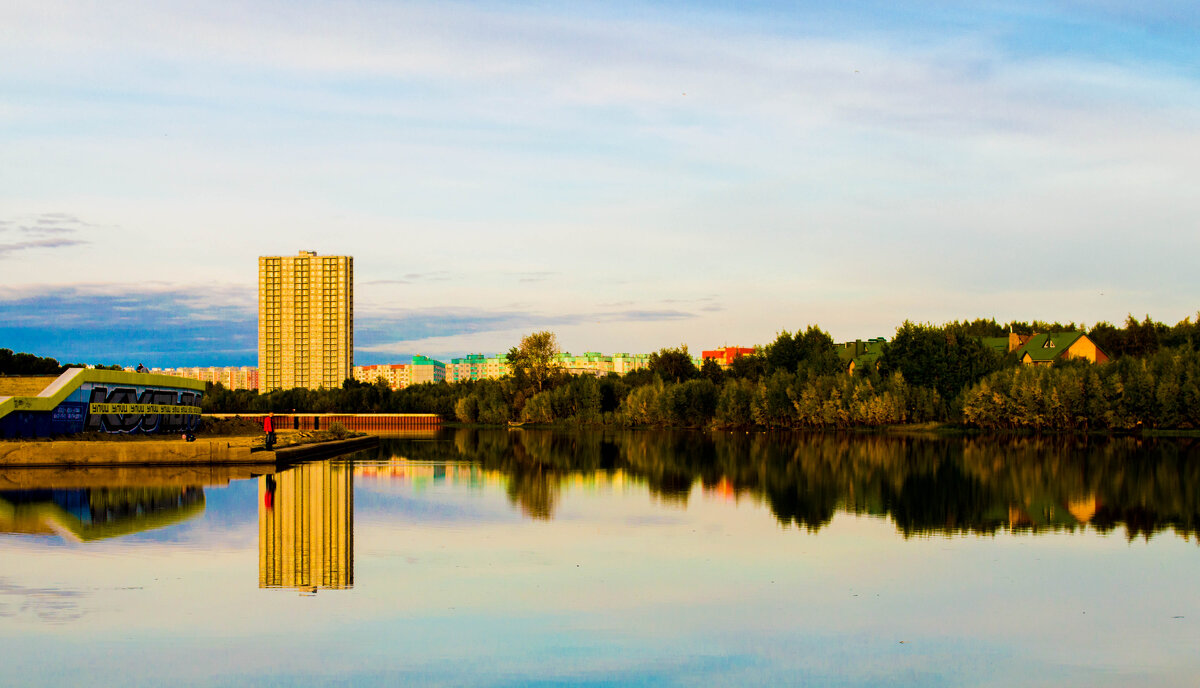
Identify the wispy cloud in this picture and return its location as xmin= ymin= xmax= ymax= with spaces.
xmin=605 ymin=309 xmax=695 ymax=322
xmin=0 ymin=213 xmax=96 ymax=257
xmin=0 ymin=237 xmax=87 ymax=257
xmin=364 ymin=271 xmax=455 ymax=286
xmin=516 ymin=271 xmax=556 ymax=283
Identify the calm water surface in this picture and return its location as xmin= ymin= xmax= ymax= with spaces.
xmin=1 ymin=430 xmax=1198 ymax=687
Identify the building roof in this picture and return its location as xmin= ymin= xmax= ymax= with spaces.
xmin=1016 ymin=332 xmax=1087 ymax=362
xmin=836 ymin=340 xmax=886 ymax=363
xmin=980 ymin=337 xmax=1010 ymax=356
xmin=0 ymin=368 xmax=206 ymax=423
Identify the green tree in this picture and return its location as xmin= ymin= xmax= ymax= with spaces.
xmin=793 ymin=326 xmax=842 ymax=378
xmin=726 ymin=351 xmax=767 ymax=381
xmin=700 ymin=357 xmax=725 ymax=384
xmin=878 ymin=321 xmax=1004 ymax=404
xmin=648 ymin=345 xmax=697 ymax=382
xmin=763 ymin=330 xmax=801 ymax=373
xmin=507 ymin=331 xmax=562 ymax=394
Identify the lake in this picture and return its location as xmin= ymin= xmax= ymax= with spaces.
xmin=2 ymin=429 xmax=1198 ymax=686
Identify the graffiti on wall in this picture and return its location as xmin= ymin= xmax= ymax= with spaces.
xmin=83 ymin=386 xmax=202 ymax=434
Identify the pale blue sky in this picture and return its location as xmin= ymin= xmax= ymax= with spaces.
xmin=2 ymin=1 xmax=1198 ymax=366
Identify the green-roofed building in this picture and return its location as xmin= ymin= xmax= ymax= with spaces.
xmin=446 ymin=353 xmax=511 ymax=383
xmin=836 ymin=338 xmax=887 ymax=375
xmin=1014 ymin=332 xmax=1110 ymax=366
xmin=980 ymin=337 xmax=1011 ymax=357
xmin=410 ymin=355 xmax=446 ymax=384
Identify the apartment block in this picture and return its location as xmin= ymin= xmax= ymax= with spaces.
xmin=444 ymin=351 xmax=652 ymax=382
xmin=410 ymin=355 xmax=446 ymax=384
xmin=611 ymin=353 xmax=652 ymax=375
xmin=446 ymin=354 xmax=511 ymax=383
xmin=353 ymin=356 xmax=445 ymax=390
xmin=155 ymin=366 xmax=259 ymax=390
xmin=258 ymin=251 xmax=353 ymax=392
xmin=353 ymin=364 xmax=410 ymax=390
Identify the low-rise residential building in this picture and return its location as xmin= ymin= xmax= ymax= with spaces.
xmin=980 ymin=332 xmax=1110 ymax=365
xmin=1015 ymin=332 xmax=1109 ymax=366
xmin=836 ymin=338 xmax=887 ymax=375
xmin=701 ymin=346 xmax=756 ymax=368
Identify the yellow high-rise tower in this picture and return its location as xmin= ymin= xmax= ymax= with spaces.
xmin=258 ymin=251 xmax=353 ymax=392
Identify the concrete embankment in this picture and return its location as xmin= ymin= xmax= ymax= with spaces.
xmin=0 ymin=434 xmax=378 ymax=468
xmin=0 ymin=463 xmax=278 ymax=490
xmin=268 ymin=435 xmax=378 ymax=463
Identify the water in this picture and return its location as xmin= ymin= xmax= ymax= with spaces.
xmin=1 ymin=429 xmax=1198 ymax=686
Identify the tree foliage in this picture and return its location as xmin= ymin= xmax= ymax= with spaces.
xmin=647 ymin=345 xmax=697 ymax=382
xmin=878 ymin=321 xmax=1004 ymax=403
xmin=0 ymin=348 xmax=118 ymax=375
xmin=506 ymin=331 xmax=563 ymax=395
xmin=195 ymin=315 xmax=1200 ymax=432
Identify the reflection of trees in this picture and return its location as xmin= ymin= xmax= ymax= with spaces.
xmin=369 ymin=430 xmax=1200 ymax=540
xmin=505 ymin=468 xmax=558 ymax=520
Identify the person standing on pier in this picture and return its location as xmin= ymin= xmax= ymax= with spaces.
xmin=263 ymin=413 xmax=276 ymax=450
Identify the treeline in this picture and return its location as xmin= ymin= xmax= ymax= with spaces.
xmin=0 ymin=348 xmax=121 ymax=376
xmin=962 ymin=349 xmax=1200 ymax=430
xmin=954 ymin=314 xmax=1200 ymax=359
xmin=453 ymin=325 xmax=954 ymax=428
xmin=200 ymin=313 xmax=1200 ymax=432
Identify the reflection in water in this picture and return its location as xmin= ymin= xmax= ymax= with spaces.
xmin=356 ymin=456 xmax=643 ymax=521
xmin=0 ymin=487 xmax=205 ymax=541
xmin=258 ymin=461 xmax=354 ymax=591
xmin=356 ymin=429 xmax=1200 ymax=540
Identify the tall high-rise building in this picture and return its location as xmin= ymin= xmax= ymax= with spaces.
xmin=258 ymin=251 xmax=353 ymax=391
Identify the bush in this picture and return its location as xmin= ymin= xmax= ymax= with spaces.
xmin=328 ymin=422 xmax=350 ymax=439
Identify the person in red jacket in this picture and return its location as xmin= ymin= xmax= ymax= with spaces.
xmin=263 ymin=413 xmax=276 ymax=450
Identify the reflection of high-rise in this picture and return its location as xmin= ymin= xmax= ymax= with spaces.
xmin=258 ymin=461 xmax=354 ymax=591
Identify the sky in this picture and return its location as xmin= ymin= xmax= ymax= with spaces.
xmin=2 ymin=0 xmax=1198 ymax=367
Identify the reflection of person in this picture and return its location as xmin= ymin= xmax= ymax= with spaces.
xmin=263 ymin=413 xmax=276 ymax=450
xmin=264 ymin=475 xmax=275 ymax=510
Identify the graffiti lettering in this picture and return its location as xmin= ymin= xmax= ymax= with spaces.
xmin=84 ymin=387 xmax=202 ymax=434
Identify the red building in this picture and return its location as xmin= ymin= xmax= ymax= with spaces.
xmin=701 ymin=346 xmax=755 ymax=367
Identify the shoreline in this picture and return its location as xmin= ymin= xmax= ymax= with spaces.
xmin=0 ymin=434 xmax=378 ymax=468
xmin=440 ymin=421 xmax=1200 ymax=438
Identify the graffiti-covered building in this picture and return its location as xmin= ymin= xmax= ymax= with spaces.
xmin=0 ymin=368 xmax=205 ymax=439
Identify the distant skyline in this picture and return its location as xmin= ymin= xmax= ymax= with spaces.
xmin=2 ymin=1 xmax=1198 ymax=367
